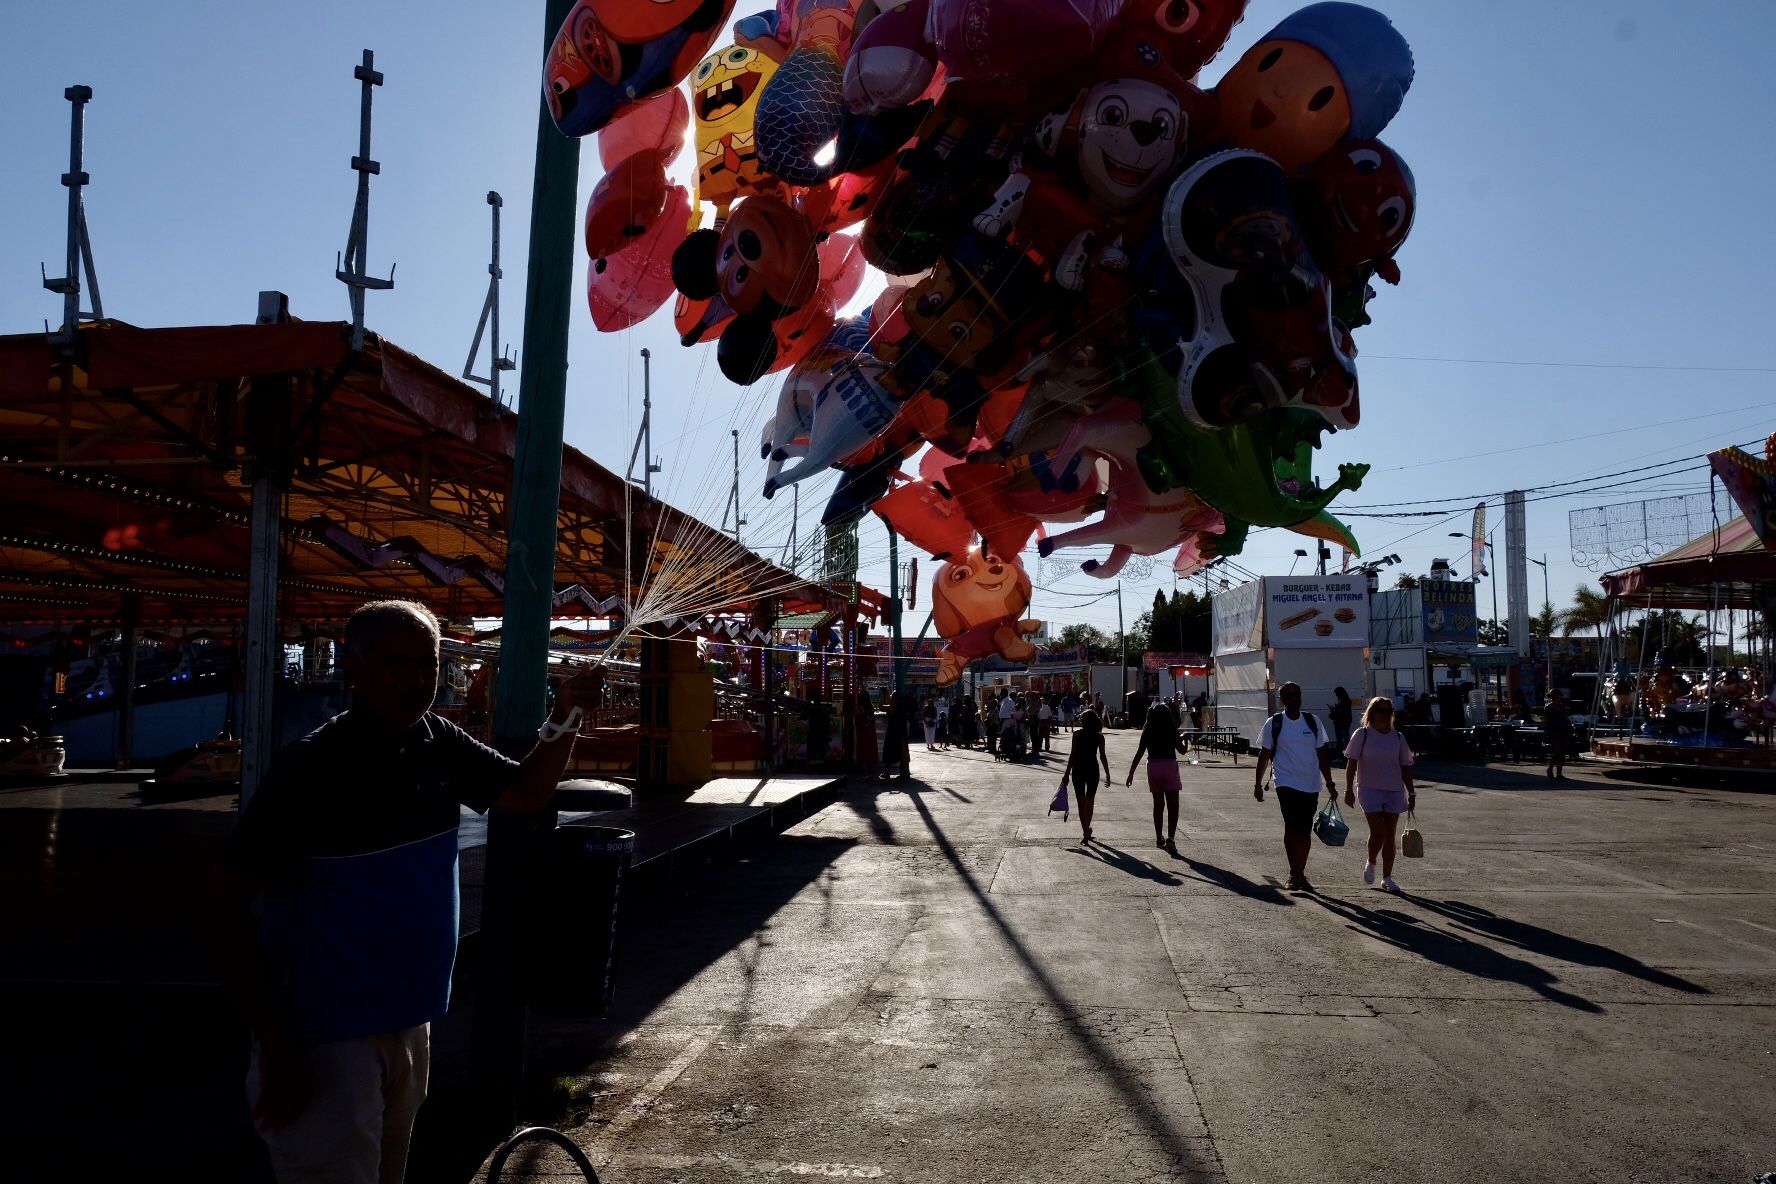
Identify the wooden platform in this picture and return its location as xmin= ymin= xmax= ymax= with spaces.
xmin=458 ymin=773 xmax=847 ymax=935
xmin=1591 ymin=737 xmax=1776 ymax=771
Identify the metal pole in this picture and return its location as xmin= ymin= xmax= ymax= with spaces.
xmin=888 ymin=527 xmax=905 ymax=695
xmin=643 ymin=350 xmax=655 ymax=497
xmin=241 ymin=475 xmax=282 ymax=806
xmin=44 ymin=84 xmax=103 ymax=347
xmin=1117 ymin=581 xmax=1127 ymax=711
xmin=334 ymin=51 xmax=394 ymax=350
xmin=475 ymin=0 xmax=581 ymax=1130
xmin=116 ymin=593 xmax=139 ymax=770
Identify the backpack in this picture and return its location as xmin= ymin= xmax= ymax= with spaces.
xmin=1267 ymin=712 xmax=1324 ymax=752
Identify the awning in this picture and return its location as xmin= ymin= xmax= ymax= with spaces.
xmin=1599 ymin=514 xmax=1776 ymax=607
xmin=0 ymin=320 xmax=884 ymax=627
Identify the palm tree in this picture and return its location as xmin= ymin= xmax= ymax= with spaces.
xmin=1560 ymin=584 xmax=1617 ymax=674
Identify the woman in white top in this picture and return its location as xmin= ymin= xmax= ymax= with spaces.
xmin=1342 ymin=696 xmax=1417 ymax=892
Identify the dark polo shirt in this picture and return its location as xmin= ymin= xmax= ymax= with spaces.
xmin=222 ymin=709 xmax=520 ymax=1042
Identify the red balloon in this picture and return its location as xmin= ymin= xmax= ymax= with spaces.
xmin=874 ymin=474 xmax=974 ymax=560
xmin=805 ymin=156 xmax=897 ymax=237
xmin=584 ymin=149 xmax=669 ymax=260
xmin=918 ymin=446 xmax=964 ymax=485
xmin=674 ymin=293 xmax=730 ymax=344
xmin=818 ymin=233 xmax=868 ymax=309
xmin=765 ymin=295 xmax=837 ymax=375
xmin=599 ymin=89 xmax=690 ymax=169
xmin=588 ymin=185 xmax=691 ymax=332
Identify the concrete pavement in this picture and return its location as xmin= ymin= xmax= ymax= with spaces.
xmin=499 ymin=735 xmax=1775 ymax=1183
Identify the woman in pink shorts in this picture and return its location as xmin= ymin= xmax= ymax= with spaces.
xmin=1342 ymin=696 xmax=1416 ymax=892
xmin=1126 ymin=701 xmax=1184 ymax=853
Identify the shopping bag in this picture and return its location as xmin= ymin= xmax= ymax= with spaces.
xmin=1401 ymin=810 xmax=1425 ymax=858
xmin=1048 ymin=777 xmax=1070 ymax=821
xmin=1314 ymin=798 xmax=1350 ymax=846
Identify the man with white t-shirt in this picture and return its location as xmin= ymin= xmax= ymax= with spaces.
xmin=1253 ymin=681 xmax=1336 ymax=892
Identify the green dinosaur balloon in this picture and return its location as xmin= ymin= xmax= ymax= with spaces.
xmin=1116 ymin=351 xmax=1370 ymax=529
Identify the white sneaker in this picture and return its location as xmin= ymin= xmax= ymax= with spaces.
xmin=1362 ymin=861 xmax=1376 ymax=885
xmin=1381 ymin=876 xmax=1400 ymax=893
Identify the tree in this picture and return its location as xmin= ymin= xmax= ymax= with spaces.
xmin=1055 ymin=623 xmax=1117 ymax=664
xmin=1560 ymin=585 xmax=1614 ymax=639
xmin=1559 ymin=584 xmax=1618 ymax=674
xmin=1531 ymin=601 xmax=1558 ymax=641
xmin=1394 ymin=572 xmax=1419 ymax=589
xmin=1146 ymin=588 xmax=1212 ymax=654
xmin=1477 ymin=619 xmax=1509 ymax=646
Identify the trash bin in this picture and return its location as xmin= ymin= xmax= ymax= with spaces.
xmin=528 ymin=823 xmax=635 ymax=1016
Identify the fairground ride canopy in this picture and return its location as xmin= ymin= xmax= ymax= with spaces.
xmin=1599 ymin=513 xmax=1776 ymax=609
xmin=0 ymin=320 xmax=879 ymax=628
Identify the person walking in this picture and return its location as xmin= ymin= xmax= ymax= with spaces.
xmin=1544 ymin=688 xmax=1572 ymax=779
xmin=1060 ymin=708 xmax=1111 ymax=844
xmin=1037 ymin=696 xmax=1054 ymax=752
xmin=1343 ymin=695 xmax=1416 ymax=892
xmin=1253 ymin=681 xmax=1336 ymax=892
xmin=986 ymin=690 xmax=1004 ymax=755
xmin=1330 ymin=686 xmax=1354 ymax=753
xmin=206 ymin=601 xmax=595 ymax=1183
xmin=1061 ymin=690 xmax=1078 ymax=732
xmin=921 ymin=695 xmax=939 ymax=750
xmin=880 ymin=690 xmax=911 ymax=780
xmin=1189 ymin=691 xmax=1205 ymax=732
xmin=937 ymin=698 xmax=951 ymax=750
xmin=998 ymin=689 xmax=1017 ymax=751
xmin=1125 ymin=699 xmax=1185 ymax=852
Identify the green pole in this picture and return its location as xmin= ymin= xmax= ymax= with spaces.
xmin=473 ymin=0 xmax=581 ymax=1131
xmin=888 ymin=526 xmax=905 ymax=695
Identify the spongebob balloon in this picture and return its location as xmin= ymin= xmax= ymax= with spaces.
xmin=690 ymin=42 xmax=784 ymax=228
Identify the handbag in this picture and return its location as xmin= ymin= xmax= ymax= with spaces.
xmin=1401 ymin=810 xmax=1424 ymax=858
xmin=1049 ymin=776 xmax=1070 ymax=821
xmin=1314 ymin=798 xmax=1350 ymax=846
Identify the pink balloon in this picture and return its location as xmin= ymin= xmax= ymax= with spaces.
xmin=598 ymin=89 xmax=690 ymax=170
xmin=918 ymin=445 xmax=964 ymax=485
xmin=818 ymin=233 xmax=868 ymax=309
xmin=869 ymin=277 xmax=918 ymax=336
xmin=588 ymin=185 xmax=691 ymax=332
xmin=929 ymin=0 xmax=1121 ymax=86
xmin=844 ymin=0 xmax=938 ymax=113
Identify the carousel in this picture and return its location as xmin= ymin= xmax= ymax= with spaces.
xmin=1589 ymin=502 xmax=1776 ymax=772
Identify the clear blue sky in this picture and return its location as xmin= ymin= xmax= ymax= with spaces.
xmin=4 ymin=1 xmax=1774 ymax=638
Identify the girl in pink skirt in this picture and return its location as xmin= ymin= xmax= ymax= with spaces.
xmin=1126 ymin=701 xmax=1185 ymax=853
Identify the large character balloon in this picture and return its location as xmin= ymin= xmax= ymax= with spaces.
xmin=546 ymin=0 xmax=737 ymax=138
xmin=690 ymin=41 xmax=785 ymax=227
xmin=1294 ymin=137 xmax=1415 ymax=325
xmin=1209 ymin=1 xmax=1413 ymax=172
xmin=1160 ymin=149 xmax=1358 ymax=430
xmin=755 ymin=0 xmax=864 ymax=185
xmin=1039 ymin=399 xmax=1225 ymax=577
xmin=931 ymin=546 xmax=1042 ymax=685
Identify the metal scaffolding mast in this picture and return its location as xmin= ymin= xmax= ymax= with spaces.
xmin=462 ymin=191 xmax=516 ymax=407
xmin=42 ymin=85 xmax=103 ymax=348
xmin=335 ymin=49 xmax=394 ymax=350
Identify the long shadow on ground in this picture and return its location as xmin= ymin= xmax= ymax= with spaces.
xmin=1403 ymin=894 xmax=1707 ymax=996
xmin=1307 ymin=892 xmax=1604 ymax=1012
xmin=869 ymin=780 xmax=1226 ymax=1181
xmin=411 ymin=826 xmax=858 ymax=1182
